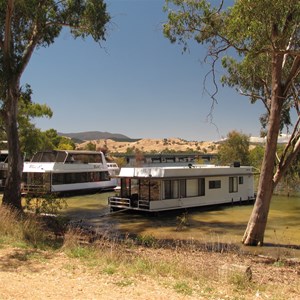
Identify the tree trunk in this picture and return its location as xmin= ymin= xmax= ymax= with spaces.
xmin=242 ymin=53 xmax=284 ymax=246
xmin=2 ymin=82 xmax=23 ymax=211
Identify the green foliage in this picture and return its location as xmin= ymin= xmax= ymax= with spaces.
xmin=84 ymin=142 xmax=97 ymax=151
xmin=56 ymin=136 xmax=76 ymax=150
xmin=125 ymin=147 xmax=135 ymax=154
xmin=113 ymin=156 xmax=127 ymax=168
xmin=136 ymin=234 xmax=157 ymax=247
xmin=0 ymin=1 xmax=111 ymax=209
xmin=218 ymin=131 xmax=250 ymax=165
xmin=67 ymin=245 xmax=97 ymax=260
xmin=25 ymin=194 xmax=67 ymax=215
xmin=173 ymin=281 xmax=193 ymax=296
xmin=0 ymin=84 xmax=53 ymax=157
xmin=249 ymin=145 xmax=264 ymax=171
xmin=163 ymin=0 xmax=300 ymax=132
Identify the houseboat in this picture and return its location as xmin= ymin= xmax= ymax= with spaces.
xmin=0 ymin=150 xmax=8 ymax=188
xmin=108 ymin=163 xmax=255 ymax=212
xmin=22 ymin=150 xmax=118 ymax=195
xmin=107 ymin=162 xmax=120 ymax=187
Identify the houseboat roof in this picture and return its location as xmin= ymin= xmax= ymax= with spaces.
xmin=117 ymin=164 xmax=253 ymax=179
xmin=30 ymin=150 xmax=105 ymax=163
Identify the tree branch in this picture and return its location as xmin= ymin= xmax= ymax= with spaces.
xmin=274 ymin=116 xmax=300 ymax=185
xmin=283 ymin=56 xmax=300 ymax=97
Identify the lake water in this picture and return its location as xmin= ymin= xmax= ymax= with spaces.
xmin=62 ymin=192 xmax=300 ymax=258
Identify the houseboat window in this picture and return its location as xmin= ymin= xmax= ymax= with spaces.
xmin=52 ymin=171 xmax=110 ymax=185
xmin=22 ymin=172 xmax=51 ymax=191
xmin=56 ymin=152 xmax=67 ymax=162
xmin=139 ymin=179 xmax=150 ymax=200
xmin=186 ymin=179 xmax=198 ymax=197
xmin=164 ymin=180 xmax=171 ymax=199
xmin=0 ymin=153 xmax=8 ymax=163
xmin=209 ymin=180 xmax=221 ymax=189
xmin=229 ymin=177 xmax=238 ymax=193
xmin=198 ymin=178 xmax=205 ymax=196
xmin=239 ymin=176 xmax=244 ymax=184
xmin=149 ymin=180 xmax=160 ymax=200
xmin=180 ymin=179 xmax=186 ymax=198
xmin=23 ymin=172 xmax=44 ymax=185
xmin=120 ymin=178 xmax=130 ymax=198
xmin=72 ymin=153 xmax=103 ymax=164
xmin=163 ymin=180 xmax=179 ymax=199
xmin=185 ymin=178 xmax=205 ymax=197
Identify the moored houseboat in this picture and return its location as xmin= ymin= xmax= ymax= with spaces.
xmin=0 ymin=150 xmax=8 ymax=189
xmin=22 ymin=150 xmax=118 ymax=195
xmin=108 ymin=163 xmax=255 ymax=212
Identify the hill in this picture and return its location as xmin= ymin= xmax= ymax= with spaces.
xmin=58 ymin=131 xmax=138 ymax=143
xmin=77 ymin=138 xmax=218 ymax=154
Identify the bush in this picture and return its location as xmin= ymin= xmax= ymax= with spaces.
xmin=24 ymin=194 xmax=67 ymax=215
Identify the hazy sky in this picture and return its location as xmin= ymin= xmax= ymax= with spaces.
xmin=22 ymin=0 xmax=266 ymax=141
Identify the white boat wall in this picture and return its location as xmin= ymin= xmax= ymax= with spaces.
xmin=22 ymin=150 xmax=119 ymax=194
xmin=107 ymin=162 xmax=120 ymax=187
xmin=108 ymin=164 xmax=255 ymax=212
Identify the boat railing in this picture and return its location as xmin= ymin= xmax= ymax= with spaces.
xmin=21 ymin=183 xmax=50 ymax=194
xmin=108 ymin=196 xmax=150 ymax=210
xmin=108 ymin=196 xmax=131 ymax=208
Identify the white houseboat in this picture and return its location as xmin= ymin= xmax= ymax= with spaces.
xmin=108 ymin=163 xmax=255 ymax=212
xmin=0 ymin=150 xmax=9 ymax=188
xmin=22 ymin=150 xmax=118 ymax=195
xmin=107 ymin=162 xmax=120 ymax=187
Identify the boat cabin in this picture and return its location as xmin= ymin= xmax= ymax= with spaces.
xmin=22 ymin=150 xmax=113 ymax=194
xmin=108 ymin=164 xmax=255 ymax=212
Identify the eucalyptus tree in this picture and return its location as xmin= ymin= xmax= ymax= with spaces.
xmin=217 ymin=130 xmax=250 ymax=165
xmin=0 ymin=0 xmax=110 ymax=210
xmin=18 ymin=84 xmax=53 ymax=159
xmin=164 ymin=0 xmax=300 ymax=245
xmin=0 ymin=84 xmax=53 ymax=158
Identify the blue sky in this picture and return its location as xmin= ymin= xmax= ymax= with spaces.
xmin=22 ymin=0 xmax=265 ymax=141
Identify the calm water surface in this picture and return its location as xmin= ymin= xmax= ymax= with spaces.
xmin=63 ymin=193 xmax=300 ymax=257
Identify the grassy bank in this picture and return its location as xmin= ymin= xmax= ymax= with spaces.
xmin=0 ymin=205 xmax=299 ymax=299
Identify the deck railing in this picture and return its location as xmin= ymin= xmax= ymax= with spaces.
xmin=21 ymin=183 xmax=50 ymax=194
xmin=108 ymin=196 xmax=150 ymax=210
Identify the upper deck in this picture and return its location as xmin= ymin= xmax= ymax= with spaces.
xmin=117 ymin=164 xmax=254 ymax=179
xmin=23 ymin=150 xmax=108 ymax=173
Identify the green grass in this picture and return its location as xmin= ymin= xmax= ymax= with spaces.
xmin=173 ymin=281 xmax=193 ymax=296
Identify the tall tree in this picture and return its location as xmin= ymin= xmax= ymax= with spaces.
xmin=0 ymin=0 xmax=110 ymax=210
xmin=164 ymin=0 xmax=300 ymax=245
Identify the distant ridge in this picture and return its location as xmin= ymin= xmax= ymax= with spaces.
xmin=58 ymin=131 xmax=140 ymax=143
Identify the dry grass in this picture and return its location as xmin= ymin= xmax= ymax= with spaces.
xmin=77 ymin=138 xmax=219 ymax=154
xmin=1 ymin=206 xmax=300 ymax=299
xmin=60 ymin=230 xmax=300 ymax=299
xmin=0 ymin=205 xmax=59 ymax=249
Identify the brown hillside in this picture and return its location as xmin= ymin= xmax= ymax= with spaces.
xmin=77 ymin=138 xmax=218 ymax=154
